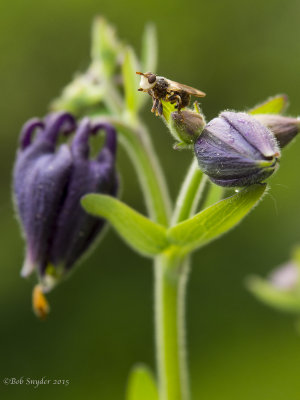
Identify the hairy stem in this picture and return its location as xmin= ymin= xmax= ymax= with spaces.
xmin=201 ymin=182 xmax=225 ymax=209
xmin=155 ymin=250 xmax=190 ymax=400
xmin=172 ymin=158 xmax=209 ymax=225
xmin=172 ymin=158 xmax=225 ymax=227
xmin=93 ymin=116 xmax=172 ymax=226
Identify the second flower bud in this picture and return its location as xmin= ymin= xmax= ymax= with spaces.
xmin=194 ymin=111 xmax=281 ymax=187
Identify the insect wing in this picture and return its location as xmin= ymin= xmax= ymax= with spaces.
xmin=167 ymin=79 xmax=206 ymax=97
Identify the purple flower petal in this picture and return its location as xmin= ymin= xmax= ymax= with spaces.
xmin=13 ymin=113 xmax=119 ymax=286
xmin=50 ymin=119 xmax=118 ymax=270
xmin=14 ymin=113 xmax=75 ymax=275
xmin=194 ymin=112 xmax=280 ymax=187
xmin=221 ymin=111 xmax=280 ymax=158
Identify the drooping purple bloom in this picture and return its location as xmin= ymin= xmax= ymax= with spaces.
xmin=194 ymin=111 xmax=281 ymax=187
xmin=50 ymin=118 xmax=118 ymax=271
xmin=13 ymin=112 xmax=118 ymax=290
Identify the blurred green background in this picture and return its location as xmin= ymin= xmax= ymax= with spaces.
xmin=2 ymin=0 xmax=300 ymax=399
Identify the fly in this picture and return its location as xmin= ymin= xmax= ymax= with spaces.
xmin=136 ymin=71 xmax=206 ymax=116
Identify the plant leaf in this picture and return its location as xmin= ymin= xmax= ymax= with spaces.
xmin=141 ymin=23 xmax=158 ymax=73
xmin=126 ymin=364 xmax=159 ymax=400
xmin=122 ymin=47 xmax=140 ymax=116
xmin=81 ymin=194 xmax=169 ymax=256
xmin=247 ymin=276 xmax=300 ymax=313
xmin=167 ymin=184 xmax=267 ymax=253
xmin=248 ymin=94 xmax=289 ymax=115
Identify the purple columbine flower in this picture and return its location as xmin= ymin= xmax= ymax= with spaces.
xmin=194 ymin=111 xmax=281 ymax=187
xmin=13 ymin=112 xmax=118 ymax=291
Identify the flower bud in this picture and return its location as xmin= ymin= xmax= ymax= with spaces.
xmin=194 ymin=111 xmax=280 ymax=187
xmin=170 ymin=110 xmax=205 ymax=145
xmin=13 ymin=112 xmax=118 ymax=291
xmin=253 ymin=114 xmax=300 ymax=148
xmin=247 ymin=247 xmax=300 ymax=317
xmin=269 ymin=262 xmax=299 ymax=291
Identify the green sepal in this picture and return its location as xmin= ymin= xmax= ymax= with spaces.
xmin=52 ymin=17 xmax=124 ymax=116
xmin=122 ymin=47 xmax=140 ymax=118
xmin=81 ymin=194 xmax=169 ymax=257
xmin=247 ymin=244 xmax=300 ymax=314
xmin=91 ymin=16 xmax=123 ymax=79
xmin=141 ymin=23 xmax=157 ymax=74
xmin=162 ymin=100 xmax=177 ymax=123
xmin=126 ymin=364 xmax=159 ymax=400
xmin=167 ymin=184 xmax=267 ymax=253
xmin=291 ymin=246 xmax=300 ymax=266
xmin=173 ymin=142 xmax=192 ymax=150
xmin=138 ymin=24 xmax=158 ymax=111
xmin=248 ymin=94 xmax=289 ymax=115
xmin=246 ymin=276 xmax=300 ymax=313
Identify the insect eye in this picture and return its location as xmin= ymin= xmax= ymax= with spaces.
xmin=148 ymin=74 xmax=156 ymax=84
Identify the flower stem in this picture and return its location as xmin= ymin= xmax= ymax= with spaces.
xmin=94 ymin=118 xmax=214 ymax=400
xmin=172 ymin=159 xmax=225 ymax=226
xmin=94 ymin=116 xmax=172 ymax=226
xmin=171 ymin=159 xmax=207 ymax=225
xmin=155 ymin=250 xmax=190 ymax=400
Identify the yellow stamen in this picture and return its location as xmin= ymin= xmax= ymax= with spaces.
xmin=32 ymin=284 xmax=50 ymax=320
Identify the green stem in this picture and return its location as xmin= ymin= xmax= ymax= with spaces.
xmin=93 ymin=116 xmax=172 ymax=226
xmin=172 ymin=159 xmax=225 ymax=226
xmin=159 ymin=159 xmax=225 ymax=400
xmin=201 ymin=183 xmax=225 ymax=209
xmin=95 ymin=116 xmax=217 ymax=400
xmin=155 ymin=250 xmax=190 ymax=400
xmin=171 ymin=159 xmax=209 ymax=225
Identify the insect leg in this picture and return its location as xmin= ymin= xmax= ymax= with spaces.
xmin=157 ymin=101 xmax=163 ymax=116
xmin=172 ymin=95 xmax=183 ymax=111
xmin=166 ymin=93 xmax=183 ymax=111
xmin=165 ymin=91 xmax=174 ymax=100
xmin=151 ymin=98 xmax=159 ymax=113
xmin=167 ymin=94 xmax=177 ymax=104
